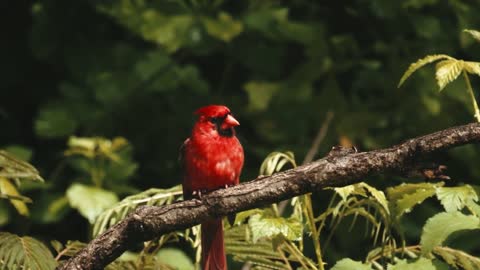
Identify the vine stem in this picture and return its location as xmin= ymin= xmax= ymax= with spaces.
xmin=303 ymin=194 xmax=324 ymax=270
xmin=463 ymin=71 xmax=480 ymax=122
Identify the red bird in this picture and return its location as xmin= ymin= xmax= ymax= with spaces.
xmin=182 ymin=105 xmax=244 ymax=270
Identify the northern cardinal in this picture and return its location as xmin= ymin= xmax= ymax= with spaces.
xmin=182 ymin=105 xmax=244 ymax=270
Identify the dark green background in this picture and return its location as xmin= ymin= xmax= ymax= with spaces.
xmin=2 ymin=0 xmax=480 ymax=266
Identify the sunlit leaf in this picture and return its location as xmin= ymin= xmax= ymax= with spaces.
xmin=66 ymin=183 xmax=118 ymax=223
xmin=0 ymin=177 xmax=30 ymax=216
xmin=248 ymin=213 xmax=302 ymax=243
xmin=398 ymin=54 xmax=454 ymax=87
xmin=331 ymin=258 xmax=372 ymax=270
xmin=436 ymin=185 xmax=478 ymax=212
xmin=435 ymin=59 xmax=464 ymax=91
xmin=464 ymin=29 xmax=480 ymax=42
xmin=420 ymin=211 xmax=480 ymax=255
xmin=259 ymin=151 xmax=296 ymax=176
xmin=463 ymin=61 xmax=480 ymax=77
xmin=0 ymin=232 xmax=57 ymax=270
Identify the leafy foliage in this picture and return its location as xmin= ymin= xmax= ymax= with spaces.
xmin=0 ymin=232 xmax=57 ymax=270
xmin=4 ymin=1 xmax=480 ymax=270
xmin=420 ymin=211 xmax=480 ymax=255
xmin=93 ymin=186 xmax=182 ymax=236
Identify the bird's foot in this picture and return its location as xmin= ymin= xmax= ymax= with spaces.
xmin=191 ymin=189 xmax=208 ymax=199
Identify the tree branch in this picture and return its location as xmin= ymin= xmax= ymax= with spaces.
xmin=58 ymin=122 xmax=480 ymax=270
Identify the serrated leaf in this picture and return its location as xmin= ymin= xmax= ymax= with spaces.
xmin=435 ymin=59 xmax=464 ymax=91
xmin=436 ymin=185 xmax=478 ymax=212
xmin=420 ymin=212 xmax=480 ymax=255
xmin=398 ymin=54 xmax=454 ymax=87
xmin=0 ymin=232 xmax=57 ymax=270
xmin=387 ymin=258 xmax=438 ymax=270
xmin=202 ymin=12 xmax=243 ymax=42
xmin=464 ymin=61 xmax=480 ymax=77
xmin=361 ymin=183 xmax=390 ymax=214
xmin=234 ymin=209 xmax=264 ymax=224
xmin=66 ymin=183 xmax=118 ymax=223
xmin=0 ymin=177 xmax=30 ymax=216
xmin=387 ymin=182 xmax=441 ymax=219
xmin=331 ymin=258 xmax=372 ymax=270
xmin=334 ymin=185 xmax=356 ymax=202
xmin=248 ymin=214 xmax=302 ymax=243
xmin=0 ymin=150 xmax=44 ymax=182
xmin=433 ymin=246 xmax=480 ymax=270
xmin=464 ymin=29 xmax=480 ymax=42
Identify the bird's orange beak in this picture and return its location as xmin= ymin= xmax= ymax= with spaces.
xmin=222 ymin=114 xmax=240 ymax=129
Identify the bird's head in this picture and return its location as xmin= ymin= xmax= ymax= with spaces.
xmin=195 ymin=105 xmax=240 ymax=137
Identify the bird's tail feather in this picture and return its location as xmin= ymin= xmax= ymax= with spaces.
xmin=201 ymin=219 xmax=226 ymax=270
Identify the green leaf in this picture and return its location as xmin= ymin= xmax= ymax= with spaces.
xmin=464 ymin=29 xmax=480 ymax=42
xmin=66 ymin=183 xmax=118 ymax=223
xmin=398 ymin=54 xmax=454 ymax=87
xmin=331 ymin=258 xmax=372 ymax=270
xmin=0 ymin=201 xmax=10 ymax=226
xmin=0 ymin=150 xmax=44 ymax=182
xmin=334 ymin=185 xmax=356 ymax=202
xmin=248 ymin=213 xmax=302 ymax=243
xmin=244 ymin=81 xmax=281 ymax=112
xmin=0 ymin=177 xmax=30 ymax=216
xmin=234 ymin=209 xmax=264 ymax=224
xmin=387 ymin=182 xmax=440 ymax=219
xmin=435 ymin=59 xmax=464 ymax=90
xmin=259 ymin=151 xmax=296 ymax=176
xmin=420 ymin=211 xmax=480 ymax=255
xmin=436 ymin=185 xmax=478 ymax=212
xmin=387 ymin=258 xmax=438 ymax=270
xmin=0 ymin=232 xmax=57 ymax=270
xmin=463 ymin=61 xmax=480 ymax=77
xmin=156 ymin=248 xmax=194 ymax=270
xmin=202 ymin=12 xmax=243 ymax=42
xmin=35 ymin=105 xmax=77 ymax=138
xmin=93 ymin=186 xmax=182 ymax=236
xmin=433 ymin=246 xmax=480 ymax=270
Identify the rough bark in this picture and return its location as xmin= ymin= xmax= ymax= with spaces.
xmin=58 ymin=122 xmax=480 ymax=270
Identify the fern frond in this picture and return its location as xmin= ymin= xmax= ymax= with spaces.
xmin=93 ymin=185 xmax=183 ymax=236
xmin=0 ymin=232 xmax=57 ymax=270
xmin=398 ymin=54 xmax=454 ymax=88
xmin=434 ymin=246 xmax=480 ymax=269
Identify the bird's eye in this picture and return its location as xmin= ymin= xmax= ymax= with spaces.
xmin=209 ymin=117 xmax=220 ymax=124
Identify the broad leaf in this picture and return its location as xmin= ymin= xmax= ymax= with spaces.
xmin=248 ymin=214 xmax=302 ymax=243
xmin=398 ymin=54 xmax=453 ymax=87
xmin=435 ymin=59 xmax=463 ymax=90
xmin=387 ymin=182 xmax=440 ymax=219
xmin=331 ymin=258 xmax=372 ymax=270
xmin=0 ymin=232 xmax=57 ymax=270
xmin=420 ymin=211 xmax=480 ymax=255
xmin=66 ymin=183 xmax=118 ymax=223
xmin=435 ymin=185 xmax=478 ymax=212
